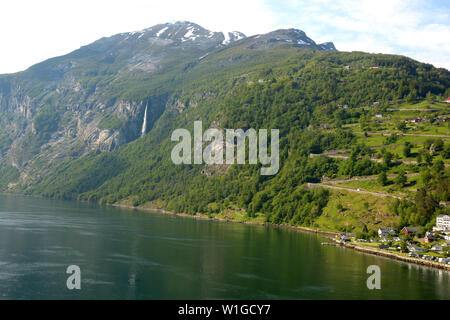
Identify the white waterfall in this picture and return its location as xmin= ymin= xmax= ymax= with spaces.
xmin=141 ymin=103 xmax=148 ymax=137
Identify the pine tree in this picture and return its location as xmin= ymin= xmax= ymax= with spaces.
xmin=378 ymin=171 xmax=388 ymax=186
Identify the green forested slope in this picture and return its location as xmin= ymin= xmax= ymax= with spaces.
xmin=26 ymin=47 xmax=450 ymax=232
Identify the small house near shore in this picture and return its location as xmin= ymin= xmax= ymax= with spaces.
xmin=407 ymin=244 xmax=426 ymax=253
xmin=378 ymin=227 xmax=396 ymax=238
xmin=423 ymin=235 xmax=438 ymax=243
xmin=431 ymin=244 xmax=443 ymax=252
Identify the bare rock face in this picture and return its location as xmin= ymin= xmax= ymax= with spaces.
xmin=235 ymin=29 xmax=336 ymax=51
xmin=0 ymin=77 xmax=169 ymax=187
xmin=0 ymin=21 xmax=336 ymax=189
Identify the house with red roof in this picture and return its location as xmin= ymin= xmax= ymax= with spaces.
xmin=401 ymin=227 xmax=421 ymax=235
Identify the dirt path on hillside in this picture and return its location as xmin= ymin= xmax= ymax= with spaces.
xmin=355 ymin=132 xmax=450 ymax=138
xmin=388 ymin=108 xmax=447 ymax=111
xmin=310 ymin=153 xmax=450 ymax=166
xmin=322 ymin=173 xmax=419 ymax=185
xmin=305 ymin=183 xmax=405 ymax=199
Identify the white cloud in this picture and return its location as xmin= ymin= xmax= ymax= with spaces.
xmin=275 ymin=0 xmax=450 ymax=69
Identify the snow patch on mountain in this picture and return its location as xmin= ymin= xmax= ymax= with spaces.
xmin=221 ymin=31 xmax=246 ymax=45
xmin=156 ymin=27 xmax=168 ymax=37
xmin=222 ymin=32 xmax=231 ymax=45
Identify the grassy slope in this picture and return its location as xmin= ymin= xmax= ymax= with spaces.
xmin=315 ymin=190 xmax=395 ymax=233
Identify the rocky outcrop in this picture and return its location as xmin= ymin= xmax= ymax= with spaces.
xmin=0 ymin=21 xmax=338 ymax=190
xmin=0 ymin=81 xmax=169 ymax=188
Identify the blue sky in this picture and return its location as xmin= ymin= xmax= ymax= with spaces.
xmin=264 ymin=0 xmax=450 ymax=70
xmin=0 ymin=0 xmax=449 ymax=73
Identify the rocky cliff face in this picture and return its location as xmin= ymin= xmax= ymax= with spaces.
xmin=0 ymin=21 xmax=336 ymax=189
xmin=0 ymin=66 xmax=170 ymax=188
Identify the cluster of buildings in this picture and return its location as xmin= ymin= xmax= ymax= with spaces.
xmin=375 ymin=215 xmax=450 ymax=254
xmin=369 ymin=114 xmax=448 ymax=124
xmin=377 ymin=215 xmax=450 ymax=242
xmin=434 ymin=116 xmax=449 ymax=123
xmin=403 ymin=115 xmax=450 ymax=123
xmin=404 ymin=116 xmax=425 ymax=123
xmin=337 ymin=215 xmax=450 ymax=264
xmin=402 ymin=115 xmax=450 ymax=123
xmin=377 ymin=226 xmax=422 ymax=239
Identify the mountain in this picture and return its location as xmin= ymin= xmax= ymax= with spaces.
xmin=234 ymin=29 xmax=337 ymax=51
xmin=0 ymin=21 xmax=336 ymax=187
xmin=0 ymin=21 xmax=449 ymax=233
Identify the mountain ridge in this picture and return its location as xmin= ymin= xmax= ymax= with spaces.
xmin=0 ymin=21 xmax=448 ymax=221
xmin=0 ymin=21 xmax=339 ymax=180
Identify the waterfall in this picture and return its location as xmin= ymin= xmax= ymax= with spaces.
xmin=141 ymin=102 xmax=148 ymax=137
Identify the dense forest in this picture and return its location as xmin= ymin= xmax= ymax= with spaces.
xmin=21 ymin=48 xmax=450 ymax=233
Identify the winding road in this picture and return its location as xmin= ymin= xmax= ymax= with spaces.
xmin=305 ymin=182 xmax=405 ymax=199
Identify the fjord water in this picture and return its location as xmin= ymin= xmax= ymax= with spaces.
xmin=0 ymin=194 xmax=448 ymax=300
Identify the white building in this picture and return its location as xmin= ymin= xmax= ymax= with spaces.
xmin=433 ymin=215 xmax=450 ymax=231
xmin=378 ymin=227 xmax=396 ymax=238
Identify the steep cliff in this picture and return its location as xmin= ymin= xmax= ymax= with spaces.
xmin=0 ymin=21 xmax=338 ymax=189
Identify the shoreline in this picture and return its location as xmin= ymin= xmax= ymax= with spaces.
xmin=342 ymin=242 xmax=450 ymax=271
xmin=2 ymin=193 xmax=448 ymax=272
xmin=113 ymin=202 xmax=450 ymax=272
xmin=112 ymin=203 xmax=339 ymax=236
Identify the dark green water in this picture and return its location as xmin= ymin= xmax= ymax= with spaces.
xmin=0 ymin=194 xmax=448 ymax=299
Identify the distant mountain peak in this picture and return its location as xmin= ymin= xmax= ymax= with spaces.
xmin=120 ymin=21 xmax=247 ymax=46
xmin=318 ymin=42 xmax=337 ymax=51
xmin=243 ymin=28 xmax=336 ymax=51
xmin=106 ymin=23 xmax=334 ymax=52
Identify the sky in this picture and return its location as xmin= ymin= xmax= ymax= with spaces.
xmin=0 ymin=0 xmax=449 ymax=73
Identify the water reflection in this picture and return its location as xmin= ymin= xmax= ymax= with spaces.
xmin=0 ymin=194 xmax=449 ymax=300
